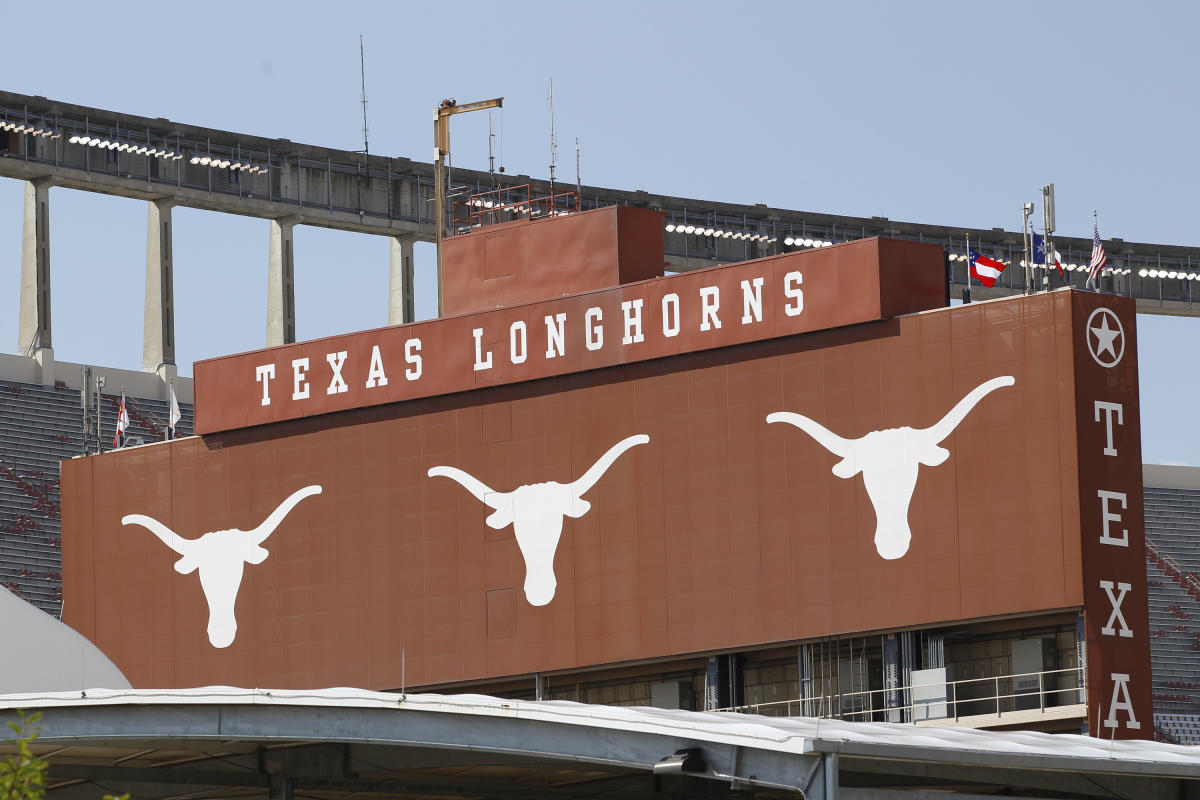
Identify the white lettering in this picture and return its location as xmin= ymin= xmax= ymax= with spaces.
xmin=740 ymin=277 xmax=764 ymax=325
xmin=291 ymin=358 xmax=310 ymax=401
xmin=510 ymin=321 xmax=528 ymax=365
xmin=365 ymin=345 xmax=389 ymax=388
xmin=784 ymin=270 xmax=804 ymax=317
xmin=405 ymin=339 xmax=422 ymax=381
xmin=1094 ymin=401 xmax=1124 ymax=457
xmin=255 ymin=364 xmax=275 ymax=406
xmin=325 ymin=351 xmax=348 ymax=395
xmin=1104 ymin=673 xmax=1140 ymax=730
xmin=621 ymin=299 xmax=645 ymax=345
xmin=1098 ymin=490 xmax=1128 ymax=547
xmin=700 ymin=286 xmax=721 ymax=331
xmin=544 ymin=313 xmax=566 ymax=359
xmin=585 ymin=307 xmax=604 ymax=351
xmin=473 ymin=328 xmax=493 ymax=371
xmin=1100 ymin=580 xmax=1133 ymax=638
xmin=662 ymin=293 xmax=680 ymax=338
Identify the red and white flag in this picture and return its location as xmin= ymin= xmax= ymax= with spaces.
xmin=968 ymin=249 xmax=1006 ymax=288
xmin=113 ymin=391 xmax=129 ymax=447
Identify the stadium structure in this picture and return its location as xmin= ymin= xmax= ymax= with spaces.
xmin=1 ymin=90 xmax=1198 ymax=799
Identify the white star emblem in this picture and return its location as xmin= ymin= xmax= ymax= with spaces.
xmin=1086 ymin=307 xmax=1124 ymax=367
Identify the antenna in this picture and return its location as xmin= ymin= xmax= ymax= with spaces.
xmin=547 ymin=77 xmax=557 ymax=193
xmin=359 ymin=35 xmax=369 ymax=153
xmin=488 ymin=112 xmax=496 ymax=181
xmin=575 ymin=137 xmax=581 ymax=198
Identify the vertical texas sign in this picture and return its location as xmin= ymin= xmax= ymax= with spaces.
xmin=1073 ymin=292 xmax=1152 ymax=738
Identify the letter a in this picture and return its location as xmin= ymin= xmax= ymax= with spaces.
xmin=365 ymin=345 xmax=388 ymax=388
xmin=1104 ymin=673 xmax=1140 ymax=730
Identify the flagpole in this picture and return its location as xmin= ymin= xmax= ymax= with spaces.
xmin=964 ymin=233 xmax=972 ymax=303
xmin=1087 ymin=209 xmax=1098 ymax=291
xmin=1022 ymin=203 xmax=1034 ymax=295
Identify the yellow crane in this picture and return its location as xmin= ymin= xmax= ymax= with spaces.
xmin=434 ymin=96 xmax=503 ymax=316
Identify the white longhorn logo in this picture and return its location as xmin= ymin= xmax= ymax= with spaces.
xmin=429 ymin=434 xmax=649 ymax=606
xmin=767 ymin=377 xmax=1014 ymax=560
xmin=122 ymin=485 xmax=322 ymax=648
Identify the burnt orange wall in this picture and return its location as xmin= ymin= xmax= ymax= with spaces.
xmin=63 ymin=291 xmax=1101 ymax=693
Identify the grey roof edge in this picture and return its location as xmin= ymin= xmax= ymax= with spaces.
xmin=0 ymin=688 xmax=1194 ymax=781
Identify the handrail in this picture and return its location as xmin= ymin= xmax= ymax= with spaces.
xmin=717 ymin=666 xmax=1084 ymax=724
xmin=1147 ymin=538 xmax=1200 ymax=601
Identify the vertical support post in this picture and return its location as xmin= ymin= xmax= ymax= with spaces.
xmin=389 ymin=235 xmax=416 ymax=325
xmin=143 ymin=199 xmax=177 ymax=382
xmin=18 ymin=179 xmax=54 ymax=385
xmin=267 ymin=218 xmax=296 ymax=346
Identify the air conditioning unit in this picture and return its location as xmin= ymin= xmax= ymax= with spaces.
xmin=1012 ymin=638 xmax=1056 ymax=711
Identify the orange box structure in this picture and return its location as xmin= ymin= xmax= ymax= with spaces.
xmin=441 ymin=206 xmax=668 ymax=315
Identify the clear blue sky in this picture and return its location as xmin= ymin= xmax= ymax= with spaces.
xmin=0 ymin=1 xmax=1195 ymax=465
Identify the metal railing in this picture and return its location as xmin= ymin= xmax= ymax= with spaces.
xmin=1146 ymin=539 xmax=1200 ymax=601
xmin=719 ymin=666 xmax=1084 ymax=725
xmin=452 ymin=183 xmax=580 ymax=230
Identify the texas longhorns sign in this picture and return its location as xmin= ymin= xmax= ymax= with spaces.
xmin=193 ymin=238 xmax=945 ymax=434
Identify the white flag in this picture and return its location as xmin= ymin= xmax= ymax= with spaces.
xmin=112 ymin=392 xmax=129 ymax=448
xmin=169 ymin=381 xmax=181 ymax=439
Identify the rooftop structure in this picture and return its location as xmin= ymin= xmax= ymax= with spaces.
xmin=1 ymin=688 xmax=1197 ymax=800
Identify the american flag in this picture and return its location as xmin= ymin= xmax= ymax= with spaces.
xmin=1088 ymin=219 xmax=1108 ymax=283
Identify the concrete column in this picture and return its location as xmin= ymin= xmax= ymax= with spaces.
xmin=389 ymin=235 xmax=416 ymax=325
xmin=143 ymin=200 xmax=177 ymax=380
xmin=18 ymin=179 xmax=54 ymax=385
xmin=267 ymin=218 xmax=296 ymax=346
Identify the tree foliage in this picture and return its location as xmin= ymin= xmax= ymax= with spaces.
xmin=0 ymin=711 xmax=46 ymax=800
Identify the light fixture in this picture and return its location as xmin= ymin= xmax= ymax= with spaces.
xmin=653 ymin=748 xmax=705 ymax=775
xmin=66 ymin=132 xmax=181 ymax=159
xmin=665 ymin=224 xmax=676 ymax=232
xmin=3 ymin=120 xmax=56 ymax=137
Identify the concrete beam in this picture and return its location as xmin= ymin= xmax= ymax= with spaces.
xmin=389 ymin=236 xmax=416 ymax=325
xmin=18 ymin=179 xmax=54 ymax=385
xmin=267 ymin=219 xmax=297 ymax=346
xmin=18 ymin=179 xmax=51 ymax=353
xmin=143 ymin=199 xmax=176 ymax=380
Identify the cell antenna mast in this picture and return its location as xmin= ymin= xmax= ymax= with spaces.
xmin=488 ymin=112 xmax=496 ymax=179
xmin=547 ymin=77 xmax=557 ymax=193
xmin=359 ymin=35 xmax=369 ymax=153
xmin=1041 ymin=183 xmax=1055 ymax=292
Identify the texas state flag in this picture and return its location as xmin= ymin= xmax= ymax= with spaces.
xmin=1031 ymin=232 xmax=1064 ymax=277
xmin=968 ymin=249 xmax=1006 ymax=288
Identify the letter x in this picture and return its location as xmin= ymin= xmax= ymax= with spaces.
xmin=1100 ymin=580 xmax=1133 ymax=638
